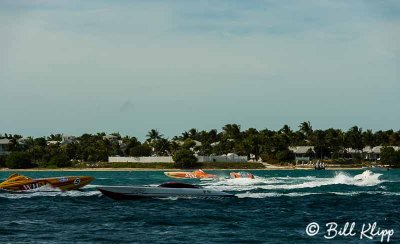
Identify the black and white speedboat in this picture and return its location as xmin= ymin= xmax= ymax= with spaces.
xmin=98 ymin=182 xmax=235 ymax=200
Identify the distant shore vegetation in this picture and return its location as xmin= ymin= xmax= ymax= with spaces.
xmin=1 ymin=122 xmax=400 ymax=169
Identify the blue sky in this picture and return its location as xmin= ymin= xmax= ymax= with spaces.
xmin=1 ymin=0 xmax=399 ymax=140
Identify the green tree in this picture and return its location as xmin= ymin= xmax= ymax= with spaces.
xmin=345 ymin=126 xmax=364 ymax=150
xmin=129 ymin=144 xmax=152 ymax=157
xmin=325 ymin=128 xmax=344 ymax=158
xmin=374 ymin=130 xmax=389 ymax=146
xmin=222 ymin=124 xmax=241 ymax=140
xmin=380 ymin=147 xmax=400 ymax=167
xmin=49 ymin=153 xmax=72 ymax=168
xmin=146 ymin=129 xmax=162 ymax=142
xmin=312 ymin=130 xmax=328 ymax=159
xmin=34 ymin=137 xmax=47 ymax=147
xmin=188 ymin=128 xmax=199 ymax=139
xmin=0 ymin=155 xmax=6 ymax=167
xmin=5 ymin=152 xmax=34 ymax=169
xmin=275 ymin=150 xmax=295 ymax=162
xmin=362 ymin=129 xmax=375 ymax=147
xmin=28 ymin=145 xmax=45 ymax=163
xmin=182 ymin=139 xmax=196 ymax=150
xmin=172 ymin=149 xmax=198 ymax=168
xmin=279 ymin=124 xmax=292 ymax=135
xmin=47 ymin=134 xmax=62 ymax=141
xmin=389 ymin=132 xmax=400 ymax=146
xmin=299 ymin=121 xmax=313 ymax=138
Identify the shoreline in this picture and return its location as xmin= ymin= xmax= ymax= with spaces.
xmin=0 ymin=167 xmax=370 ymax=172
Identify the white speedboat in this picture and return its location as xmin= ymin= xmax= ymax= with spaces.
xmin=98 ymin=182 xmax=235 ymax=200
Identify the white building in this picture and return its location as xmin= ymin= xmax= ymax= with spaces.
xmin=289 ymin=146 xmax=315 ymax=163
xmin=362 ymin=146 xmax=400 ymax=160
xmin=0 ymin=139 xmax=11 ymax=155
xmin=61 ymin=135 xmax=77 ymax=145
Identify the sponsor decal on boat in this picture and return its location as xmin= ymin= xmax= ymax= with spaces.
xmin=22 ymin=183 xmax=45 ymax=190
xmin=58 ymin=177 xmax=69 ymax=183
xmin=73 ymin=178 xmax=81 ymax=186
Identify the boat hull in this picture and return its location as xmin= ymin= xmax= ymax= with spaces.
xmin=0 ymin=176 xmax=94 ymax=191
xmin=164 ymin=170 xmax=217 ymax=179
xmin=98 ymin=186 xmax=236 ymax=200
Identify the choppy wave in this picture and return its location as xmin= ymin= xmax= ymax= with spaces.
xmin=83 ymin=184 xmax=103 ymax=189
xmin=0 ymin=170 xmax=390 ymax=200
xmin=236 ymin=191 xmax=400 ymax=198
xmin=202 ymin=170 xmax=384 ymax=192
xmin=0 ymin=188 xmax=101 ymax=199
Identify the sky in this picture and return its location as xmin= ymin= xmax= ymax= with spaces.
xmin=0 ymin=0 xmax=399 ymax=140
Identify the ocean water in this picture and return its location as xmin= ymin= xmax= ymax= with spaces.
xmin=0 ymin=169 xmax=399 ymax=243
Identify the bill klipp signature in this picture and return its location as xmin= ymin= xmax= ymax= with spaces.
xmin=306 ymin=222 xmax=394 ymax=242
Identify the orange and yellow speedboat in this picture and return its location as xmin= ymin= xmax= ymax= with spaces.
xmin=164 ymin=169 xmax=217 ymax=179
xmin=0 ymin=173 xmax=94 ymax=191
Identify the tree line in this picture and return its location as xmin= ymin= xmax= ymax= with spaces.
xmin=1 ymin=122 xmax=400 ymax=168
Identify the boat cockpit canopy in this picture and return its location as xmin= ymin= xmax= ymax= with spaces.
xmin=158 ymin=182 xmax=200 ymax=189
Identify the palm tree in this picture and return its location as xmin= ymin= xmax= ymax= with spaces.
xmin=325 ymin=128 xmax=343 ymax=158
xmin=222 ymin=124 xmax=241 ymax=140
xmin=345 ymin=126 xmax=363 ymax=150
xmin=188 ymin=128 xmax=198 ymax=139
xmin=208 ymin=129 xmax=218 ymax=142
xmin=362 ymin=129 xmax=375 ymax=147
xmin=146 ymin=129 xmax=162 ymax=142
xmin=279 ymin=124 xmax=292 ymax=135
xmin=47 ymin=134 xmax=62 ymax=141
xmin=312 ymin=130 xmax=327 ymax=159
xmin=181 ymin=131 xmax=190 ymax=140
xmin=299 ymin=121 xmax=313 ymax=138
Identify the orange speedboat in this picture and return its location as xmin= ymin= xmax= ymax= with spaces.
xmin=230 ymin=172 xmax=255 ymax=179
xmin=0 ymin=173 xmax=94 ymax=192
xmin=164 ymin=169 xmax=217 ymax=179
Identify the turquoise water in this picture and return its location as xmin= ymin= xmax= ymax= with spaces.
xmin=0 ymin=169 xmax=399 ymax=243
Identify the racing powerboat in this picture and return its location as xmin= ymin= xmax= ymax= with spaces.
xmin=230 ymin=172 xmax=255 ymax=179
xmin=98 ymin=182 xmax=235 ymax=200
xmin=164 ymin=169 xmax=217 ymax=179
xmin=0 ymin=173 xmax=94 ymax=192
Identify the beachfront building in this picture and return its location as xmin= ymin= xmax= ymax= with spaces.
xmin=362 ymin=146 xmax=400 ymax=161
xmin=173 ymin=139 xmax=202 ymax=154
xmin=339 ymin=146 xmax=400 ymax=161
xmin=289 ymin=146 xmax=315 ymax=164
xmin=17 ymin=137 xmax=30 ymax=145
xmin=174 ymin=139 xmax=202 ymax=147
xmin=103 ymin=134 xmax=119 ymax=142
xmin=198 ymin=153 xmax=248 ymax=163
xmin=0 ymin=138 xmax=11 ymax=155
xmin=343 ymin=148 xmax=363 ymax=159
xmin=61 ymin=135 xmax=77 ymax=145
xmin=47 ymin=140 xmax=60 ymax=145
xmin=210 ymin=139 xmax=234 ymax=147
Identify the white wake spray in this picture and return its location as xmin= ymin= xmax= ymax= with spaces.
xmin=201 ymin=170 xmax=385 ymax=198
xmin=0 ymin=185 xmax=101 ymax=199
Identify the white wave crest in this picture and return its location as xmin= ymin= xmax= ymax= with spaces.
xmin=0 ymin=190 xmax=101 ymax=199
xmin=202 ymin=170 xmax=383 ymax=192
xmin=83 ymin=184 xmax=103 ymax=189
xmin=236 ymin=192 xmax=320 ymax=198
xmin=236 ymin=190 xmax=399 ymax=199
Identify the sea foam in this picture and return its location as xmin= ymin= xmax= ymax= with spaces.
xmin=202 ymin=170 xmax=383 ymax=192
